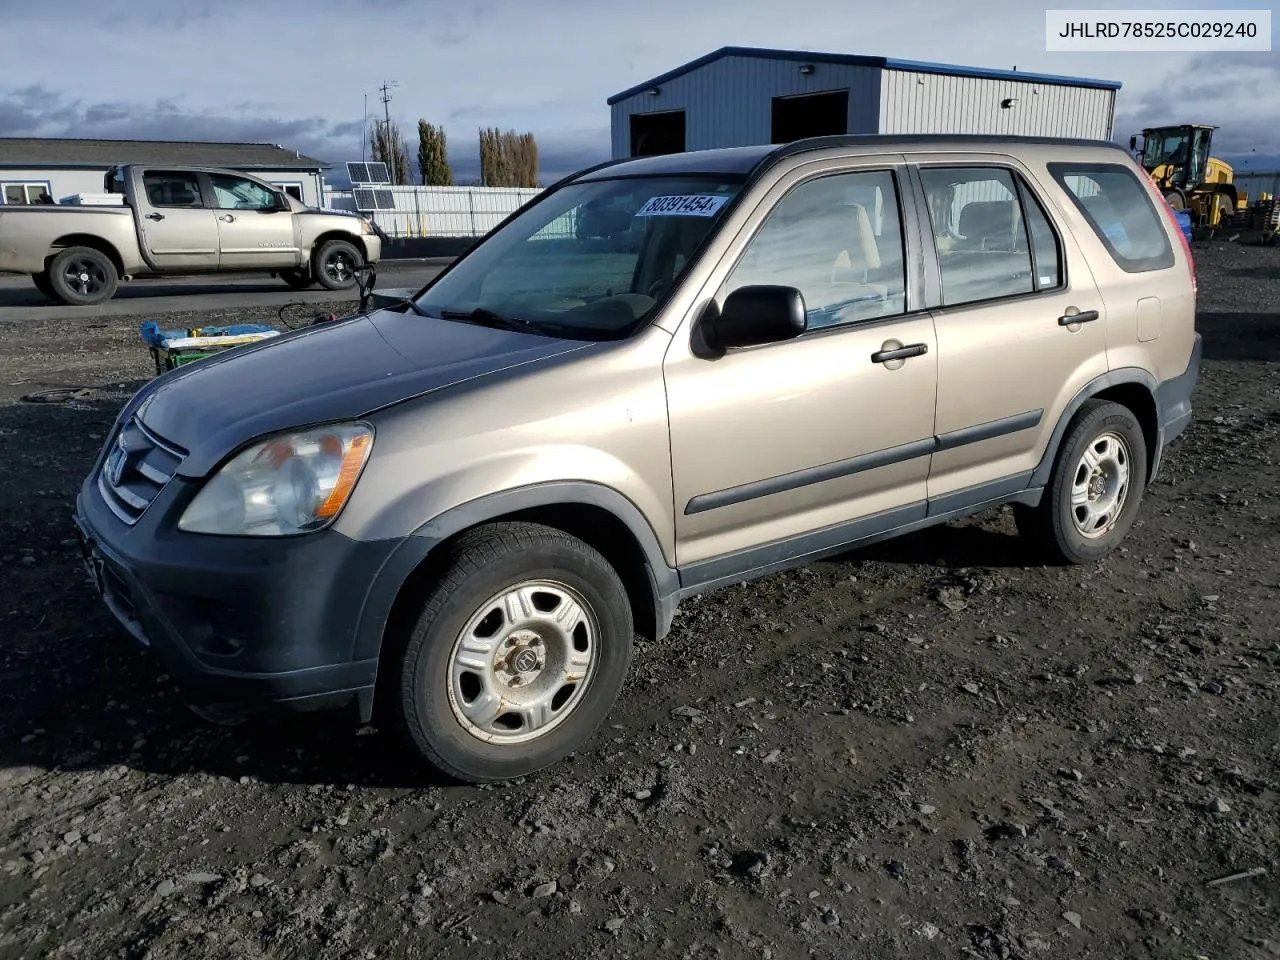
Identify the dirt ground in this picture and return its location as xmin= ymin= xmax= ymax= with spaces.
xmin=0 ymin=247 xmax=1277 ymax=960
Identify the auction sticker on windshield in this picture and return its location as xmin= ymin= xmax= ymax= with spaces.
xmin=635 ymin=194 xmax=730 ymax=217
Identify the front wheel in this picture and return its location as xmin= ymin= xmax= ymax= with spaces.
xmin=311 ymin=239 xmax=363 ymax=291
xmin=1015 ymin=399 xmax=1148 ymax=565
xmin=394 ymin=522 xmax=634 ymax=783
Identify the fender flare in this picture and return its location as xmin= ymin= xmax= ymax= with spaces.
xmin=350 ymin=481 xmax=679 ymax=665
xmin=1030 ymin=367 xmax=1159 ymax=490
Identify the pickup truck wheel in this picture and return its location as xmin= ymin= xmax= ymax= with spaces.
xmin=312 ymin=239 xmax=363 ymax=291
xmin=279 ymin=268 xmax=314 ymax=289
xmin=31 ymin=271 xmax=56 ymax=300
xmin=394 ymin=521 xmax=634 ymax=783
xmin=1015 ymin=399 xmax=1148 ymax=565
xmin=48 ymin=247 xmax=119 ymax=306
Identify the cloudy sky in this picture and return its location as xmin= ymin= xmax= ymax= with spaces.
xmin=3 ymin=0 xmax=1277 ymax=183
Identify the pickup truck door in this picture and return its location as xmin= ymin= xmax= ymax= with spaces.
xmin=204 ymin=173 xmax=301 ymax=270
xmin=136 ymin=170 xmax=220 ymax=271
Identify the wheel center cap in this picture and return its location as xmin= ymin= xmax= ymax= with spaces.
xmin=513 ymin=649 xmax=540 ymax=673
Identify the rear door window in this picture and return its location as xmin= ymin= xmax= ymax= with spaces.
xmin=1047 ymin=162 xmax=1174 ymax=273
xmin=142 ymin=171 xmax=205 ymax=209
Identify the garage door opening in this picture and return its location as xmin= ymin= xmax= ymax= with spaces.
xmin=631 ymin=110 xmax=687 ymax=157
xmin=771 ymin=90 xmax=850 ymax=144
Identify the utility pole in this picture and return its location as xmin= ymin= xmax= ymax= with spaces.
xmin=362 ymin=93 xmax=368 ymax=163
xmin=377 ymin=80 xmax=399 ymax=181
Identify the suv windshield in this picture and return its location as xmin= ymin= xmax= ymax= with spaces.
xmin=413 ymin=175 xmax=745 ymax=339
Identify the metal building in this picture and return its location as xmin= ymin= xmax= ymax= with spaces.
xmin=608 ymin=46 xmax=1121 ymax=159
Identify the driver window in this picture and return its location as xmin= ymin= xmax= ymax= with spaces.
xmin=208 ymin=174 xmax=277 ymax=211
xmin=722 ymin=169 xmax=907 ymax=330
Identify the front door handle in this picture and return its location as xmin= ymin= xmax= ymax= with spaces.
xmin=219 ymin=214 xmax=235 ymax=223
xmin=872 ymin=342 xmax=929 ymax=364
xmin=145 ymin=212 xmax=164 ymax=221
xmin=1058 ymin=309 xmax=1100 ymax=326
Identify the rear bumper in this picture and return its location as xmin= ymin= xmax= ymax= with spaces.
xmin=1157 ymin=331 xmax=1202 ymax=446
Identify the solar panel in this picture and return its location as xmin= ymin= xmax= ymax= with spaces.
xmin=353 ymin=188 xmax=379 ymax=211
xmin=345 ymin=161 xmax=370 ymax=184
xmin=373 ymin=189 xmax=396 ymax=210
xmin=364 ymin=162 xmax=391 ymax=184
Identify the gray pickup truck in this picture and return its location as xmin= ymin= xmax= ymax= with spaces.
xmin=0 ymin=164 xmax=382 ymax=305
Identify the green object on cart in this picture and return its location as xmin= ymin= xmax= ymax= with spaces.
xmin=140 ymin=320 xmax=281 ymax=377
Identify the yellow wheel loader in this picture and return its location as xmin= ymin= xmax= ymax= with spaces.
xmin=1130 ymin=124 xmax=1243 ymax=227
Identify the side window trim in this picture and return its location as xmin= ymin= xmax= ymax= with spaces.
xmin=711 ymin=162 xmax=924 ymax=340
xmin=910 ymin=160 xmax=1067 ymax=311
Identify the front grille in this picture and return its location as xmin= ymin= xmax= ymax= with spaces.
xmin=97 ymin=416 xmax=187 ymax=525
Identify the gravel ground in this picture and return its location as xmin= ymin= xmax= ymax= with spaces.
xmin=0 ymin=246 xmax=1277 ymax=960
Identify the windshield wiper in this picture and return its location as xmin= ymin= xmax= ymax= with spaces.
xmin=438 ymin=307 xmax=549 ymax=336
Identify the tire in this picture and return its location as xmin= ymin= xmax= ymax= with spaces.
xmin=280 ymin=267 xmax=314 ymax=289
xmin=47 ymin=246 xmax=119 ymax=306
xmin=1015 ymin=399 xmax=1148 ymax=565
xmin=31 ymin=271 xmax=56 ymax=300
xmin=311 ymin=238 xmax=363 ymax=291
xmin=395 ymin=521 xmax=634 ymax=783
xmin=1211 ymin=193 xmax=1234 ymax=227
xmin=1163 ymin=190 xmax=1185 ymax=211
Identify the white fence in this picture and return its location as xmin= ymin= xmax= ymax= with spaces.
xmin=323 ymin=185 xmax=547 ymax=238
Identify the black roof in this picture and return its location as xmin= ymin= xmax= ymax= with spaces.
xmin=578 ymin=134 xmax=1129 ymax=181
xmin=607 ymin=45 xmax=1123 ymax=105
xmin=0 ymin=138 xmax=326 ymax=170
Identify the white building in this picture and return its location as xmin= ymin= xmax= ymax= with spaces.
xmin=608 ymin=46 xmax=1121 ymax=158
xmin=0 ymin=138 xmax=327 ymax=207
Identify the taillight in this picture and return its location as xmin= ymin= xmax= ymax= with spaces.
xmin=1139 ymin=165 xmax=1196 ymax=295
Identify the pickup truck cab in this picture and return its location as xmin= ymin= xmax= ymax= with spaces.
xmin=74 ymin=134 xmax=1200 ymax=783
xmin=0 ymin=164 xmax=381 ymax=305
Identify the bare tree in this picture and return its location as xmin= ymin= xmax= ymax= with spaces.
xmin=369 ymin=121 xmax=411 ymax=185
xmin=416 ymin=120 xmax=453 ymax=186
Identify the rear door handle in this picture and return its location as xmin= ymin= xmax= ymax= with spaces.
xmin=872 ymin=343 xmax=929 ymax=363
xmin=145 ymin=212 xmax=164 ymax=221
xmin=220 ymin=214 xmax=235 ymax=223
xmin=1058 ymin=309 xmax=1100 ymax=326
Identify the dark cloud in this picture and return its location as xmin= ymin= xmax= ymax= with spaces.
xmin=0 ymin=84 xmax=611 ymax=186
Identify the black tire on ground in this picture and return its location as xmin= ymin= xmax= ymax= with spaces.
xmin=1212 ymin=193 xmax=1234 ymax=227
xmin=1015 ymin=399 xmax=1149 ymax=566
xmin=311 ymin=239 xmax=363 ymax=291
xmin=279 ymin=267 xmax=314 ymax=289
xmin=394 ymin=521 xmax=634 ymax=783
xmin=47 ymin=246 xmax=119 ymax=306
xmin=31 ymin=271 xmax=56 ymax=300
xmin=1164 ymin=190 xmax=1186 ymax=211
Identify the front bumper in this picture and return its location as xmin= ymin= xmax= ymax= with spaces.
xmin=73 ymin=461 xmax=425 ymax=717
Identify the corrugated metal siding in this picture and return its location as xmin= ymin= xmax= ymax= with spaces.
xmin=879 ymin=70 xmax=1115 ymax=140
xmin=610 ymin=55 xmax=881 ymax=158
xmin=1234 ymin=171 xmax=1280 ymax=202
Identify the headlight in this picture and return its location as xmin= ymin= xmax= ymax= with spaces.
xmin=360 ymin=218 xmax=375 ymax=235
xmin=179 ymin=423 xmax=373 ymax=536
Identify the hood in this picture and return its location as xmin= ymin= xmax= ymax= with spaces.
xmin=135 ymin=308 xmax=594 ymax=478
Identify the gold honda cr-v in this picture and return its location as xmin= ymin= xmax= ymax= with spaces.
xmin=75 ymin=134 xmax=1200 ymax=782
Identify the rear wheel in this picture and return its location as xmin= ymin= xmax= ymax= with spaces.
xmin=279 ymin=267 xmax=313 ymax=289
xmin=1211 ymin=193 xmax=1234 ymax=227
xmin=47 ymin=247 xmax=119 ymax=306
xmin=394 ymin=521 xmax=634 ymax=783
xmin=311 ymin=239 xmax=363 ymax=291
xmin=1015 ymin=400 xmax=1148 ymax=565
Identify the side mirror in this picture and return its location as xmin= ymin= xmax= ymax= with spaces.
xmin=708 ymin=285 xmax=807 ymax=350
xmin=1129 ymin=135 xmax=1138 ymax=151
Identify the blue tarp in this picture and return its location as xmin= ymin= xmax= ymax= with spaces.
xmin=1173 ymin=209 xmax=1193 ymax=243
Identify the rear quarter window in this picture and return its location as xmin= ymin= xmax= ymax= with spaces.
xmin=1047 ymin=162 xmax=1174 ymax=273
